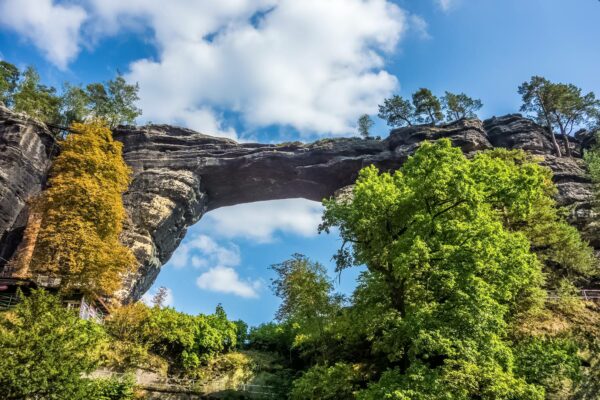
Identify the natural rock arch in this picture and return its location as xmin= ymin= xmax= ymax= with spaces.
xmin=114 ymin=116 xmax=596 ymax=301
xmin=0 ymin=105 xmax=595 ymax=301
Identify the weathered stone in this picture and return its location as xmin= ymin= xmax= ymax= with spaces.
xmin=0 ymin=106 xmax=597 ymax=301
xmin=0 ymin=105 xmax=56 ymax=267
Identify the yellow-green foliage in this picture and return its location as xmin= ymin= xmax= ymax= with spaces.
xmin=31 ymin=120 xmax=135 ymax=296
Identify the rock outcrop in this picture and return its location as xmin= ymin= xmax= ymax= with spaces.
xmin=0 ymin=106 xmax=596 ymax=301
xmin=0 ymin=105 xmax=57 ymax=267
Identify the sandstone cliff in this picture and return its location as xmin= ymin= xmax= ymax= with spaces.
xmin=0 ymin=106 xmax=596 ymax=301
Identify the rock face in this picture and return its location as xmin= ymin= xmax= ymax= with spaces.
xmin=0 ymin=106 xmax=596 ymax=301
xmin=0 ymin=105 xmax=57 ymax=268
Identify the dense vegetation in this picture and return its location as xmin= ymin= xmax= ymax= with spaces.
xmin=0 ymin=61 xmax=141 ymax=127
xmin=1 ymin=57 xmax=600 ymax=398
xmin=0 ymin=289 xmax=246 ymax=399
xmin=247 ymin=140 xmax=600 ymax=399
xmin=29 ymin=121 xmax=136 ymax=297
xmin=0 ymin=289 xmax=135 ymax=399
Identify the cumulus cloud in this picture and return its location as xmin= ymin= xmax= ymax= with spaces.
xmin=141 ymin=286 xmax=174 ymax=307
xmin=166 ymin=232 xmax=260 ymax=298
xmin=0 ymin=0 xmax=424 ymax=139
xmin=0 ymin=0 xmax=408 ymax=136
xmin=168 ymin=234 xmax=240 ymax=269
xmin=196 ymin=266 xmax=261 ymax=298
xmin=0 ymin=0 xmax=87 ymax=69
xmin=119 ymin=0 xmax=405 ymax=136
xmin=203 ymin=199 xmax=323 ymax=243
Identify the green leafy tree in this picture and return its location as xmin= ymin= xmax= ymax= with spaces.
xmin=290 ymin=363 xmax=361 ymax=400
xmin=12 ymin=66 xmax=61 ymax=124
xmin=247 ymin=322 xmax=296 ymax=356
xmin=412 ymin=88 xmax=443 ymax=125
xmin=320 ymin=139 xmax=591 ymax=399
xmin=233 ymin=319 xmax=249 ymax=349
xmin=105 ymin=301 xmax=237 ymax=374
xmin=584 ymin=131 xmax=600 ymax=200
xmin=62 ymin=75 xmax=141 ymax=127
xmin=0 ymin=60 xmax=19 ymax=106
xmin=0 ymin=289 xmax=105 ymax=400
xmin=441 ymin=91 xmax=483 ymax=121
xmin=519 ymin=76 xmax=600 ymax=157
xmin=378 ymin=94 xmax=415 ymax=127
xmin=357 ymin=114 xmax=374 ymax=138
xmin=270 ymin=254 xmax=343 ymax=361
xmin=514 ymin=336 xmax=581 ymax=396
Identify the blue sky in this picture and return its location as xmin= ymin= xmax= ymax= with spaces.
xmin=0 ymin=0 xmax=598 ymax=325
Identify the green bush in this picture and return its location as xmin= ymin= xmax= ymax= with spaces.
xmin=90 ymin=375 xmax=137 ymax=400
xmin=290 ymin=363 xmax=361 ymax=400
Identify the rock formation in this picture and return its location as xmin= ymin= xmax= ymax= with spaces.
xmin=0 ymin=105 xmax=57 ymax=267
xmin=0 ymin=105 xmax=596 ymax=301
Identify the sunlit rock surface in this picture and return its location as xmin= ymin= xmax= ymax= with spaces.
xmin=0 ymin=106 xmax=595 ymax=301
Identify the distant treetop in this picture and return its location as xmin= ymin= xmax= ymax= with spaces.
xmin=378 ymin=89 xmax=483 ymax=128
xmin=0 ymin=60 xmax=142 ymax=129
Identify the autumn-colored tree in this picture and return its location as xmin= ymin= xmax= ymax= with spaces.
xmin=30 ymin=120 xmax=136 ymax=297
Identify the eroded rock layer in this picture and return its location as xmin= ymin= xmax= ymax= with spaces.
xmin=0 ymin=105 xmax=56 ymax=268
xmin=0 ymin=106 xmax=596 ymax=301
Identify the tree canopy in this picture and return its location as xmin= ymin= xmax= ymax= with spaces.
xmin=62 ymin=76 xmax=141 ymax=128
xmin=357 ymin=114 xmax=374 ymax=139
xmin=12 ymin=66 xmax=62 ymax=124
xmin=30 ymin=120 xmax=136 ymax=297
xmin=0 ymin=289 xmax=106 ymax=400
xmin=318 ymin=139 xmax=593 ymax=399
xmin=0 ymin=60 xmax=141 ymax=127
xmin=519 ymin=76 xmax=599 ymax=157
xmin=378 ymin=89 xmax=482 ymax=128
xmin=412 ymin=88 xmax=443 ymax=125
xmin=377 ymin=94 xmax=416 ymax=127
xmin=441 ymin=91 xmax=483 ymax=121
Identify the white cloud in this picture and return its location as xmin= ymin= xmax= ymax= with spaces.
xmin=0 ymin=0 xmax=412 ymax=135
xmin=409 ymin=15 xmax=431 ymax=40
xmin=141 ymin=286 xmax=174 ymax=307
xmin=119 ymin=0 xmax=405 ymax=136
xmin=168 ymin=234 xmax=240 ymax=269
xmin=196 ymin=266 xmax=261 ymax=298
xmin=203 ymin=199 xmax=323 ymax=243
xmin=166 ymin=232 xmax=260 ymax=298
xmin=0 ymin=0 xmax=87 ymax=69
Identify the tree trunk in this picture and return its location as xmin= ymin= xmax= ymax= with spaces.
xmin=548 ymin=126 xmax=562 ymax=157
xmin=556 ymin=119 xmax=572 ymax=157
xmin=562 ymin=133 xmax=572 ymax=157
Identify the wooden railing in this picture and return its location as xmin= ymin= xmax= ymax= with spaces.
xmin=98 ymin=372 xmax=276 ymax=397
xmin=547 ymin=289 xmax=600 ymax=301
xmin=0 ymin=292 xmax=19 ymax=310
